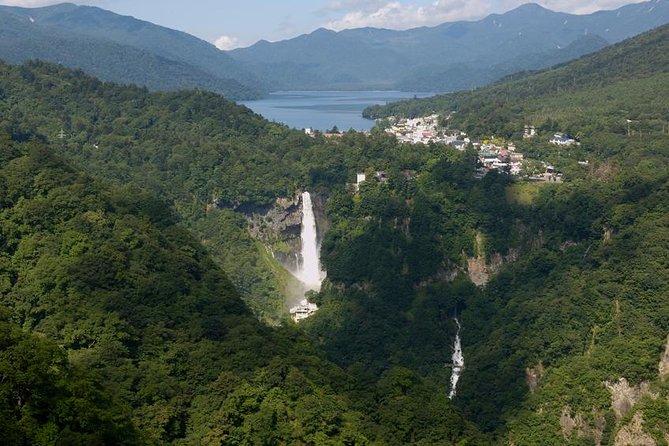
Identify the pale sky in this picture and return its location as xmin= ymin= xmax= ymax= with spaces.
xmin=0 ymin=0 xmax=651 ymax=49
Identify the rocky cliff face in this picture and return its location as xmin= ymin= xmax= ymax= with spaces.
xmin=614 ymin=412 xmax=657 ymax=446
xmin=526 ymin=362 xmax=545 ymax=393
xmin=546 ymin=335 xmax=669 ymax=445
xmin=310 ymin=192 xmax=330 ymax=245
xmin=244 ymin=196 xmax=302 ymax=271
xmin=659 ymin=335 xmax=669 ymax=379
xmin=467 ymin=232 xmax=520 ymax=286
xmin=560 ymin=406 xmax=606 ymax=445
xmin=605 ymin=378 xmax=656 ymax=421
xmin=240 ymin=192 xmax=329 ymax=274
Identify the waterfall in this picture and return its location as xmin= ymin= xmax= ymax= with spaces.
xmin=448 ymin=317 xmax=464 ymax=399
xmin=297 ymin=191 xmax=323 ymax=291
xmin=290 ymin=191 xmax=323 ymax=322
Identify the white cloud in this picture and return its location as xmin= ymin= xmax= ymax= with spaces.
xmin=322 ymin=0 xmax=390 ymax=13
xmin=214 ymin=34 xmax=240 ymax=50
xmin=0 ymin=0 xmax=102 ymax=6
xmin=537 ymin=0 xmax=646 ymax=14
xmin=323 ymin=0 xmax=648 ymax=31
xmin=325 ymin=0 xmax=491 ymax=30
xmin=0 ymin=1 xmax=56 ymax=5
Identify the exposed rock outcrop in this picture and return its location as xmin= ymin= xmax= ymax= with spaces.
xmin=245 ymin=196 xmax=302 ymax=271
xmin=560 ymin=406 xmax=605 ymax=445
xmin=659 ymin=334 xmax=669 ymax=379
xmin=467 ymin=248 xmax=520 ymax=286
xmin=240 ymin=192 xmax=329 ymax=274
xmin=614 ymin=412 xmax=656 ymax=446
xmin=560 ymin=240 xmax=577 ymax=251
xmin=467 ymin=255 xmax=489 ymax=287
xmin=526 ymin=362 xmax=545 ymax=393
xmin=605 ymin=378 xmax=656 ymax=421
xmin=310 ymin=192 xmax=330 ymax=244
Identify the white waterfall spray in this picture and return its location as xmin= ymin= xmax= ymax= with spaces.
xmin=297 ymin=191 xmax=323 ymax=291
xmin=448 ymin=317 xmax=464 ymax=399
xmin=290 ymin=191 xmax=323 ymax=322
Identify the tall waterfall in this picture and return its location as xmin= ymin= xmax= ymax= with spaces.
xmin=448 ymin=317 xmax=464 ymax=399
xmin=297 ymin=191 xmax=323 ymax=291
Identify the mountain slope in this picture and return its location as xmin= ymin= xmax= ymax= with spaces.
xmin=395 ymin=33 xmax=610 ymax=92
xmin=360 ymin=21 xmax=669 ymax=441
xmin=231 ymin=0 xmax=669 ymax=91
xmin=2 ymin=22 xmax=669 ymax=441
xmin=0 ymin=3 xmax=263 ymax=99
xmin=0 ymin=64 xmax=488 ymax=445
xmin=365 ymin=21 xmax=669 ymax=141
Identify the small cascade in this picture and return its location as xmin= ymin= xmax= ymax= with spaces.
xmin=290 ymin=191 xmax=324 ymax=322
xmin=448 ymin=317 xmax=465 ymax=399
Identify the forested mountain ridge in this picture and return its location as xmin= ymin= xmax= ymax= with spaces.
xmin=0 ymin=60 xmax=496 ymax=443
xmin=0 ymin=3 xmax=263 ymax=100
xmin=366 ymin=21 xmax=669 ymax=116
xmin=394 ymin=33 xmax=611 ymax=92
xmin=360 ymin=21 xmax=669 ymax=443
xmin=0 ymin=129 xmax=487 ymax=444
xmin=2 ymin=19 xmax=669 ymax=443
xmin=365 ymin=21 xmax=669 ymax=163
xmin=3 ymin=1 xmax=667 ymax=96
xmin=230 ymin=0 xmax=669 ymax=91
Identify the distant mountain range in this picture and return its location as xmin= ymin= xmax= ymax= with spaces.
xmin=230 ymin=0 xmax=669 ymax=92
xmin=0 ymin=3 xmax=264 ymax=100
xmin=0 ymin=1 xmax=668 ymax=97
xmin=362 ymin=20 xmax=669 ymax=144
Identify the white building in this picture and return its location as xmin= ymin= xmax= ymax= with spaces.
xmin=550 ymin=133 xmax=578 ymax=146
xmin=289 ymin=300 xmax=318 ymax=322
xmin=355 ymin=173 xmax=366 ymax=191
xmin=523 ymin=125 xmax=537 ymax=139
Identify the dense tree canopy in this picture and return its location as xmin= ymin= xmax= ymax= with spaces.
xmin=2 ymin=21 xmax=669 ymax=442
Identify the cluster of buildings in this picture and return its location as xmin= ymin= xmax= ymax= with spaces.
xmin=529 ymin=163 xmax=563 ymax=183
xmin=549 ymin=132 xmax=579 ymax=146
xmin=304 ymin=128 xmax=344 ymax=138
xmin=384 ymin=115 xmax=574 ymax=181
xmin=476 ymin=142 xmax=525 ymax=176
xmin=384 ymin=114 xmax=464 ymax=144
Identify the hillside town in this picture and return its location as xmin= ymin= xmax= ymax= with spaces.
xmin=383 ymin=115 xmax=564 ymax=182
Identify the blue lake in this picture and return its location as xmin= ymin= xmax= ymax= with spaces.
xmin=240 ymin=91 xmax=433 ymax=132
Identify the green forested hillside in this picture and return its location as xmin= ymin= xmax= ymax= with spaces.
xmin=360 ymin=21 xmax=669 ymax=444
xmin=0 ymin=60 xmax=493 ymax=443
xmin=2 ymin=18 xmax=669 ymax=443
xmin=0 ymin=4 xmax=263 ymax=100
xmin=0 ymin=136 xmax=487 ymax=444
xmin=365 ymin=22 xmax=669 ymax=134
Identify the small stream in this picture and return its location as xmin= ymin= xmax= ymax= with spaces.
xmin=449 ymin=317 xmax=464 ymax=399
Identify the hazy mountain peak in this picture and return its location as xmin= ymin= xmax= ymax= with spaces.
xmin=311 ymin=27 xmax=337 ymax=36
xmin=231 ymin=0 xmax=669 ymax=92
xmin=511 ymin=3 xmax=551 ymax=13
xmin=0 ymin=2 xmax=264 ymax=99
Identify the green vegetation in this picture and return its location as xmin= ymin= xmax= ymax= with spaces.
xmin=0 ymin=137 xmax=486 ymax=444
xmin=362 ymin=22 xmax=669 ymax=443
xmin=365 ymin=23 xmax=669 ymax=161
xmin=2 ymin=20 xmax=669 ymax=444
xmin=0 ymin=4 xmax=263 ymax=100
xmin=505 ymin=183 xmax=546 ymax=206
